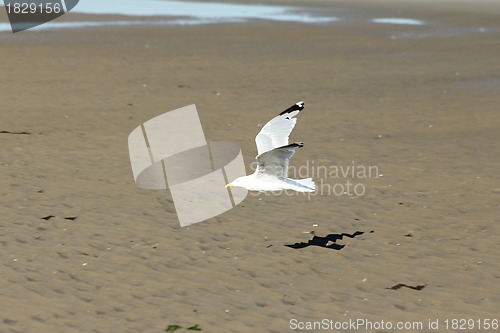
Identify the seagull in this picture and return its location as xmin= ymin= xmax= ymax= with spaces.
xmin=226 ymin=101 xmax=316 ymax=192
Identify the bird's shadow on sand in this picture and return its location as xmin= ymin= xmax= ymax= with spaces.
xmin=284 ymin=231 xmax=367 ymax=250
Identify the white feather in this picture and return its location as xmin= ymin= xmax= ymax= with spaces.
xmin=255 ymin=102 xmax=303 ymax=155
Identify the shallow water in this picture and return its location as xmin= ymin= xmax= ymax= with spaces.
xmin=0 ymin=0 xmax=429 ymax=32
xmin=372 ymin=18 xmax=424 ymax=25
xmin=0 ymin=19 xmax=244 ymax=32
xmin=72 ymin=0 xmax=334 ymax=22
xmin=0 ymin=0 xmax=496 ymax=39
xmin=0 ymin=0 xmax=338 ymax=32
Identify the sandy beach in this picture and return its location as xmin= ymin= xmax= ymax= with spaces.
xmin=0 ymin=1 xmax=498 ymax=332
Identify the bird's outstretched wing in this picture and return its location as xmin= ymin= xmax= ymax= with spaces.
xmin=255 ymin=143 xmax=303 ymax=180
xmin=255 ymin=101 xmax=304 ymax=155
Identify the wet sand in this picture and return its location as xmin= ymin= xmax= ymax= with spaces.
xmin=0 ymin=1 xmax=498 ymax=332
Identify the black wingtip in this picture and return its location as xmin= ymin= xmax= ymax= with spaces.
xmin=280 ymin=142 xmax=304 ymax=149
xmin=279 ymin=101 xmax=305 ymax=115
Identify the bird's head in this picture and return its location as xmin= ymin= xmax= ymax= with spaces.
xmin=225 ymin=176 xmax=246 ymax=189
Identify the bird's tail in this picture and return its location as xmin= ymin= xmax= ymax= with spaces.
xmin=290 ymin=178 xmax=316 ymax=192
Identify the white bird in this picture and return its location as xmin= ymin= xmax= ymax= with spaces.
xmin=226 ymin=101 xmax=316 ymax=192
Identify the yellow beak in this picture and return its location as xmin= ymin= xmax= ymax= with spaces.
xmin=225 ymin=183 xmax=233 ymax=188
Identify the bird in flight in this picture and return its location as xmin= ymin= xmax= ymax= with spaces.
xmin=226 ymin=101 xmax=315 ymax=192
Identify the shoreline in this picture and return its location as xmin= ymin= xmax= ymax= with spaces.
xmin=1 ymin=2 xmax=499 ymax=34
